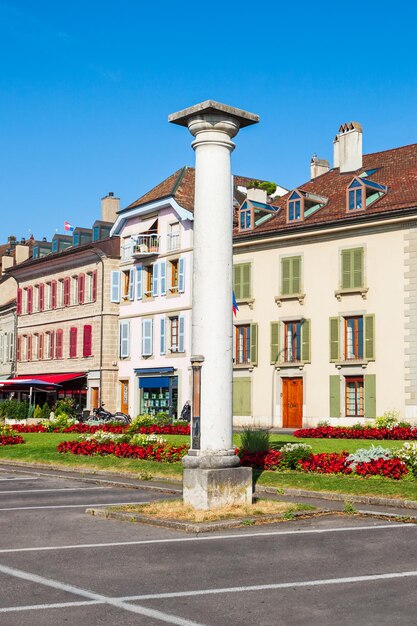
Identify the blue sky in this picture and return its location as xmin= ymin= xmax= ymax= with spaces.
xmin=1 ymin=0 xmax=417 ymax=242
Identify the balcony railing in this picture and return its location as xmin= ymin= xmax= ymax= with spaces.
xmin=131 ymin=234 xmax=160 ymax=258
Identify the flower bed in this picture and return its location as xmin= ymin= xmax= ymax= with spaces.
xmin=299 ymin=452 xmax=408 ymax=480
xmin=0 ymin=435 xmax=24 ymax=446
xmin=11 ymin=422 xmax=190 ymax=435
xmin=57 ymin=440 xmax=188 ymax=463
xmin=293 ymin=426 xmax=417 ymax=440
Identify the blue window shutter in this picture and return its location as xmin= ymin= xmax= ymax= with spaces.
xmin=119 ymin=321 xmax=130 ymax=358
xmin=178 ymin=258 xmax=185 ymax=293
xmin=142 ymin=319 xmax=153 ymax=356
xmin=178 ymin=315 xmax=185 ymax=352
xmin=136 ymin=265 xmax=142 ymax=300
xmin=160 ymin=261 xmax=167 ymax=296
xmin=160 ymin=317 xmax=166 ymax=355
xmin=152 ymin=264 xmax=159 ymax=297
xmin=129 ymin=268 xmax=135 ymax=300
xmin=111 ymin=271 xmax=120 ymax=303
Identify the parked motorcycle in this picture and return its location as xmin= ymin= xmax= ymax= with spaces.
xmin=90 ymin=404 xmax=131 ymax=425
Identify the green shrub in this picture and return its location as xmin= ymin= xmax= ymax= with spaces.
xmin=240 ymin=428 xmax=270 ymax=454
xmin=54 ymin=399 xmax=76 ymax=418
xmin=40 ymin=402 xmax=51 ymax=421
xmin=27 ymin=404 xmax=35 ymax=419
xmin=0 ymin=400 xmax=29 ymax=420
xmin=33 ymin=405 xmax=42 ymax=420
xmin=280 ymin=443 xmax=312 ymax=469
xmin=42 ymin=413 xmax=76 ymax=432
xmin=374 ymin=410 xmax=400 ymax=430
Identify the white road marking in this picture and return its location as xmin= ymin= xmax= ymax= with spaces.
xmin=0 ymin=487 xmax=107 ymax=494
xmin=0 ymin=523 xmax=413 ymax=554
xmin=0 ymin=501 xmax=152 ymax=511
xmin=0 ymin=563 xmax=206 ymax=626
xmin=0 ymin=600 xmax=101 ymax=613
xmin=120 ymin=569 xmax=417 ymax=600
xmin=0 ymin=477 xmax=39 ymax=482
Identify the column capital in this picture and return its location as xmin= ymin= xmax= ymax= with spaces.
xmin=169 ymin=99 xmax=259 ymax=129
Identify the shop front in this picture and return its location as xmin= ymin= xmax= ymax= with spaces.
xmin=2 ymin=373 xmax=87 ymax=409
xmin=135 ymin=368 xmax=178 ymax=419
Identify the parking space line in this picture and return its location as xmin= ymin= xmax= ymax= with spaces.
xmin=0 ymin=477 xmax=40 ymax=482
xmin=0 ymin=563 xmax=206 ymax=626
xmin=0 ymin=600 xmax=101 ymax=613
xmin=0 ymin=487 xmax=108 ymax=494
xmin=0 ymin=501 xmax=153 ymax=511
xmin=0 ymin=522 xmax=413 ymax=554
xmin=119 ymin=569 xmax=417 ymax=601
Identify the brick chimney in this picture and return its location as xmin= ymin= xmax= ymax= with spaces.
xmin=246 ymin=187 xmax=268 ymax=203
xmin=101 ymin=192 xmax=120 ymax=223
xmin=334 ymin=122 xmax=363 ymax=172
xmin=310 ymin=155 xmax=330 ymax=180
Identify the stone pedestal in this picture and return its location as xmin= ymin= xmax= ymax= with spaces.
xmin=183 ymin=467 xmax=252 ymax=510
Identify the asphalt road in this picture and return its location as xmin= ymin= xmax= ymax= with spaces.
xmin=0 ymin=465 xmax=416 ymax=626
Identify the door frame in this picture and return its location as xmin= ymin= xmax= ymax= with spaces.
xmin=282 ymin=377 xmax=303 ymax=428
xmin=120 ymin=380 xmax=129 ymax=414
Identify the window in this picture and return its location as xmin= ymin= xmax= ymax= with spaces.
xmin=170 ymin=316 xmax=179 ymax=352
xmin=46 ymin=282 xmax=51 ymax=309
xmin=288 ymin=191 xmax=302 ymax=221
xmin=51 ymin=281 xmax=57 ymax=309
xmin=168 ymin=222 xmax=180 ymax=251
xmin=93 ymin=226 xmax=99 ymax=241
xmin=346 ymin=177 xmax=387 ymax=212
xmin=69 ymin=327 xmax=77 ymax=358
xmin=39 ymin=283 xmax=45 ymax=311
xmin=239 ymin=207 xmax=252 ymax=231
xmin=284 ymin=321 xmax=301 ymax=362
xmin=235 ymin=325 xmax=250 ymax=364
xmin=144 ymin=266 xmax=154 ymax=298
xmin=170 ymin=260 xmax=179 ymax=292
xmin=58 ymin=280 xmax=64 ymax=307
xmin=0 ymin=334 xmax=3 ymax=363
xmin=73 ymin=232 xmax=79 ymax=246
xmin=233 ymin=263 xmax=251 ymax=301
xmin=33 ymin=334 xmax=39 ymax=360
xmin=330 ymin=314 xmax=374 ymax=362
xmin=72 ymin=276 xmax=78 ymax=305
xmin=119 ymin=320 xmax=130 ymax=358
xmin=86 ymin=273 xmax=93 ymax=302
xmin=17 ymin=289 xmax=22 ymax=316
xmin=52 ymin=240 xmax=58 ymax=253
xmin=63 ymin=277 xmax=70 ymax=306
xmin=55 ymin=329 xmax=63 ymax=359
xmin=345 ymin=376 xmax=364 ymax=417
xmin=341 ymin=248 xmax=364 ymax=290
xmin=78 ymin=274 xmax=85 ymax=304
xmin=344 ymin=316 xmax=363 ymax=360
xmin=26 ymin=286 xmax=33 ymax=314
xmin=281 ymin=256 xmax=301 ymax=296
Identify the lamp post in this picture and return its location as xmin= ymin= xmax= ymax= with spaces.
xmin=169 ymin=101 xmax=259 ymax=509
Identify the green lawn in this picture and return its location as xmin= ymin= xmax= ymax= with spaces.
xmin=0 ymin=431 xmax=416 ymax=501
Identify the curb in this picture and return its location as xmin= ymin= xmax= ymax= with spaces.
xmin=85 ymin=506 xmax=332 ymax=533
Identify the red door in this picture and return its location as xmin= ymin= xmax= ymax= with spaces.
xmin=282 ymin=378 xmax=303 ymax=428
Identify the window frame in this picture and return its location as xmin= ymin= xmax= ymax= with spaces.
xmin=345 ymin=375 xmax=364 ymax=418
xmin=234 ymin=324 xmax=251 ymax=365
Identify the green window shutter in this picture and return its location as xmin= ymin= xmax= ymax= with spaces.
xmin=233 ymin=377 xmax=251 ymax=416
xmin=364 ymin=314 xmax=375 ymax=361
xmin=233 ymin=264 xmax=251 ymax=300
xmin=281 ymin=258 xmax=291 ymax=295
xmin=352 ymin=248 xmax=364 ymax=288
xmin=329 ymin=317 xmax=340 ymax=362
xmin=301 ymin=319 xmax=311 ymax=363
xmin=291 ymin=256 xmax=301 ymax=294
xmin=242 ymin=264 xmax=251 ymax=299
xmin=250 ymin=323 xmax=258 ymax=366
xmin=233 ymin=265 xmax=242 ymax=300
xmin=329 ymin=375 xmax=341 ymax=417
xmin=364 ymin=374 xmax=376 ymax=418
xmin=270 ymin=322 xmax=280 ymax=364
xmin=341 ymin=250 xmax=352 ymax=289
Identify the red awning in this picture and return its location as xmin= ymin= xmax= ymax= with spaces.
xmin=13 ymin=373 xmax=86 ymax=384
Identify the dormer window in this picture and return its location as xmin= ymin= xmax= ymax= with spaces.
xmin=238 ymin=199 xmax=278 ymax=233
xmin=347 ymin=177 xmax=387 ymax=212
xmin=240 ymin=207 xmax=252 ymax=230
xmin=288 ymin=191 xmax=302 ymax=221
xmin=287 ymin=189 xmax=328 ymax=223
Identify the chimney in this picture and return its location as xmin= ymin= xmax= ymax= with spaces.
xmin=310 ymin=155 xmax=330 ymax=180
xmin=246 ymin=187 xmax=268 ymax=203
xmin=101 ymin=191 xmax=120 ymax=223
xmin=14 ymin=244 xmax=30 ymax=265
xmin=1 ymin=255 xmax=14 ymax=275
xmin=335 ymin=122 xmax=362 ymax=172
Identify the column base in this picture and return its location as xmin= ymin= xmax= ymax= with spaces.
xmin=182 ymin=450 xmax=240 ymax=469
xmin=183 ymin=467 xmax=253 ymax=510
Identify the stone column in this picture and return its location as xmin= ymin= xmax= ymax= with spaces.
xmin=169 ymin=101 xmax=259 ymax=509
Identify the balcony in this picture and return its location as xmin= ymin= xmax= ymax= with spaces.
xmin=131 ymin=234 xmax=160 ymax=258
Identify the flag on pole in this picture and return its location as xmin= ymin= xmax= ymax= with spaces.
xmin=232 ymin=291 xmax=239 ymax=316
xmin=64 ymin=221 xmax=74 ymax=232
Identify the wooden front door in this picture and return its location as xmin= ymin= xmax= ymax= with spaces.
xmin=91 ymin=387 xmax=99 ymax=410
xmin=120 ymin=381 xmax=129 ymax=414
xmin=282 ymin=378 xmax=303 ymax=428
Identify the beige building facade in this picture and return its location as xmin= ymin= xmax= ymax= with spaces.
xmin=232 ymin=124 xmax=417 ymax=427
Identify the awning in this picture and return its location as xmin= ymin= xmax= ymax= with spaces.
xmin=0 ymin=379 xmax=61 ymax=389
xmin=13 ymin=373 xmax=86 ymax=384
xmin=134 ymin=367 xmax=174 ymax=376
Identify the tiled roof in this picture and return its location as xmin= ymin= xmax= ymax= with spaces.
xmin=123 ymin=167 xmax=269 ymax=213
xmin=234 ymin=142 xmax=417 ymax=239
